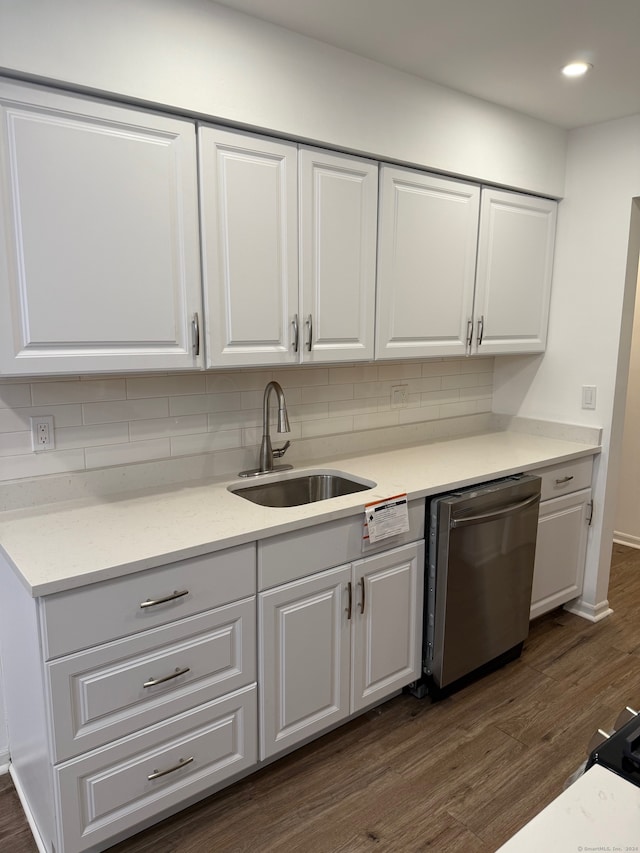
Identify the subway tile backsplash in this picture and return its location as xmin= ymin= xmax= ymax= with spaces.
xmin=0 ymin=358 xmax=494 ymax=483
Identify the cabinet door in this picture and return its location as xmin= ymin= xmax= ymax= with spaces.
xmin=259 ymin=564 xmax=351 ymax=759
xmin=530 ymin=488 xmax=591 ymax=620
xmin=0 ymin=81 xmax=203 ymax=375
xmin=376 ymin=166 xmax=480 ymax=359
xmin=299 ymin=147 xmax=377 ymax=362
xmin=199 ymin=126 xmax=298 ymax=367
xmin=351 ymin=542 xmax=424 ymax=713
xmin=473 ymin=189 xmax=557 ymax=355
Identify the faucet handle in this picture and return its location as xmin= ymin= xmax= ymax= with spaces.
xmin=272 ymin=441 xmax=291 ymax=459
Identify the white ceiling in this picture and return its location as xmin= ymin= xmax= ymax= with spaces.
xmin=214 ymin=0 xmax=640 ymax=129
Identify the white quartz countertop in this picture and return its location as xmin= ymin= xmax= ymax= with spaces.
xmin=496 ymin=764 xmax=640 ymax=852
xmin=0 ymin=429 xmax=599 ymax=597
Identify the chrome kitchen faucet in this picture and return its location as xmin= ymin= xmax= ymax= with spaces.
xmin=238 ymin=381 xmax=292 ymax=477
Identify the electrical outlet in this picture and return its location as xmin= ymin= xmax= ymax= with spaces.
xmin=391 ymin=384 xmax=409 ymax=408
xmin=30 ymin=415 xmax=55 ymax=451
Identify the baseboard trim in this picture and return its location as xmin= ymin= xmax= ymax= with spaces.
xmin=613 ymin=532 xmax=640 ymax=550
xmin=564 ymin=598 xmax=613 ymax=622
xmin=9 ymin=765 xmax=48 ymax=853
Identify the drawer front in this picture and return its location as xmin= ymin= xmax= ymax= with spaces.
xmin=54 ymin=685 xmax=257 ymax=853
xmin=40 ymin=542 xmax=256 ymax=658
xmin=534 ymin=456 xmax=593 ymax=502
xmin=258 ymin=500 xmax=424 ymax=590
xmin=47 ymin=598 xmax=256 ymax=762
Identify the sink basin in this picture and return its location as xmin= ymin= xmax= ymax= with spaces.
xmin=229 ymin=469 xmax=376 ymax=508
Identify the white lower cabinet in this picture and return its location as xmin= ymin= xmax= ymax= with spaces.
xmin=530 ymin=458 xmax=593 ymax=620
xmin=259 ymin=541 xmax=424 ymax=760
xmin=54 ymin=686 xmax=257 ymax=853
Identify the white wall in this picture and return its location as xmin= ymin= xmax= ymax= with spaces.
xmin=493 ymin=116 xmax=640 ymax=620
xmin=614 ymin=265 xmax=640 ymax=547
xmin=0 ymin=0 xmax=566 ymax=197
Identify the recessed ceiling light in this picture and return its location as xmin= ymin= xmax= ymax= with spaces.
xmin=562 ymin=61 xmax=593 ymax=78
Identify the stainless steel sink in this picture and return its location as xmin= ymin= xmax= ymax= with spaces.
xmin=229 ymin=470 xmax=376 ymax=507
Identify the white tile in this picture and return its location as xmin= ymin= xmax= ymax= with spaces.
xmin=406 ymin=376 xmax=442 ymax=394
xmin=353 ymin=411 xmax=399 ymax=431
xmin=85 ymin=439 xmax=170 ymax=469
xmin=329 ymin=398 xmax=377 ymax=417
xmin=287 ymin=401 xmax=329 ymax=422
xmin=208 ymin=409 xmax=262 ymax=431
xmin=475 ymin=398 xmax=493 ymax=413
xmin=206 ymin=370 xmax=273 ymax=393
xmin=212 ymin=447 xmax=255 ymax=478
xmin=170 ymin=430 xmax=242 ymax=456
xmin=421 ymin=389 xmax=460 ymax=405
xmin=301 ymin=384 xmax=353 ymax=404
xmin=0 ymin=448 xmax=86 ymax=481
xmin=169 ymin=392 xmax=242 ymax=417
xmin=83 ymin=398 xmax=169 ymax=424
xmin=459 ymin=384 xmax=493 ymax=401
xmin=463 ymin=357 xmax=494 ymax=374
xmin=56 ymin=423 xmax=130 ymax=449
xmin=32 ymin=379 xmax=126 ymax=405
xmin=0 ymin=431 xmax=32 ymax=457
xmin=329 ymin=365 xmax=379 ymax=384
xmin=0 ymin=383 xmax=31 ymax=408
xmin=301 ymin=416 xmax=353 ymax=438
xmin=0 ymin=404 xmax=83 ymax=432
xmin=274 ymin=368 xmax=329 ymax=388
xmin=442 ymin=373 xmax=481 ymax=390
xmin=126 ymin=374 xmax=205 ymax=399
xmin=398 ymin=406 xmax=442 ymax=425
xmin=129 ymin=415 xmax=208 ymax=441
xmin=376 ymin=363 xmax=422 ymax=380
xmin=354 ymin=381 xmax=391 ymax=399
xmin=440 ymin=400 xmax=479 ymax=418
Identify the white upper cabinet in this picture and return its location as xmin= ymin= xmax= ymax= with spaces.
xmin=199 ymin=126 xmax=298 ymax=367
xmin=376 ymin=166 xmax=481 ymax=359
xmin=472 ymin=189 xmax=557 ymax=355
xmin=299 ymin=147 xmax=378 ymax=363
xmin=376 ymin=168 xmax=557 ymax=360
xmin=0 ymin=81 xmax=203 ymax=376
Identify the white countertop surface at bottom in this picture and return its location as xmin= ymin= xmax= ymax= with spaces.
xmin=0 ymin=429 xmax=599 ymax=596
xmin=497 ymin=764 xmax=640 ymax=852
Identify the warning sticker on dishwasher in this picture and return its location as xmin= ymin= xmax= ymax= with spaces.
xmin=364 ymin=494 xmax=409 ymax=544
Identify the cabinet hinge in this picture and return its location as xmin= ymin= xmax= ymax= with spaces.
xmin=587 ymin=499 xmax=594 ymax=526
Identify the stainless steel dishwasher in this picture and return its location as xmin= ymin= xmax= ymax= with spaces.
xmin=423 ymin=474 xmax=541 ymax=698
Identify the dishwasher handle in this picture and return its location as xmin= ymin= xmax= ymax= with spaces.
xmin=450 ymin=492 xmax=540 ymax=528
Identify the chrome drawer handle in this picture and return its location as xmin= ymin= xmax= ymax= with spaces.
xmin=554 ymin=475 xmax=574 ymax=485
xmin=147 ymin=756 xmax=194 ymax=781
xmin=143 ymin=666 xmax=191 ymax=689
xmin=359 ymin=577 xmax=366 ymax=615
xmin=140 ymin=589 xmax=189 ymax=609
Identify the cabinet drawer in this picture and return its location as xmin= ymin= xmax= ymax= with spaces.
xmin=40 ymin=542 xmax=256 ymax=659
xmin=54 ymin=685 xmax=257 ymax=853
xmin=47 ymin=597 xmax=256 ymax=762
xmin=534 ymin=456 xmax=593 ymax=502
xmin=258 ymin=500 xmax=424 ymax=590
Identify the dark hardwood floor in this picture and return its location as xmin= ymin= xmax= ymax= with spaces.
xmin=3 ymin=542 xmax=640 ymax=853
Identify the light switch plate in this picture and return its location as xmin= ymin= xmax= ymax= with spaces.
xmin=582 ymin=385 xmax=597 ymax=410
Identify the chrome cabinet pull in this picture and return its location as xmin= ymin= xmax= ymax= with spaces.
xmin=477 ymin=315 xmax=485 ymax=346
xmin=191 ymin=313 xmax=200 ymax=356
xmin=143 ymin=666 xmax=191 ymax=689
xmin=555 ymin=475 xmax=574 ymax=484
xmin=292 ymin=314 xmax=299 ymax=352
xmin=147 ymin=756 xmax=194 ymax=781
xmin=466 ymin=319 xmax=473 ymax=349
xmin=359 ymin=577 xmax=366 ymax=615
xmin=346 ymin=581 xmax=353 ymax=620
xmin=140 ymin=589 xmax=189 ymax=609
xmin=305 ymin=314 xmax=313 ymax=352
